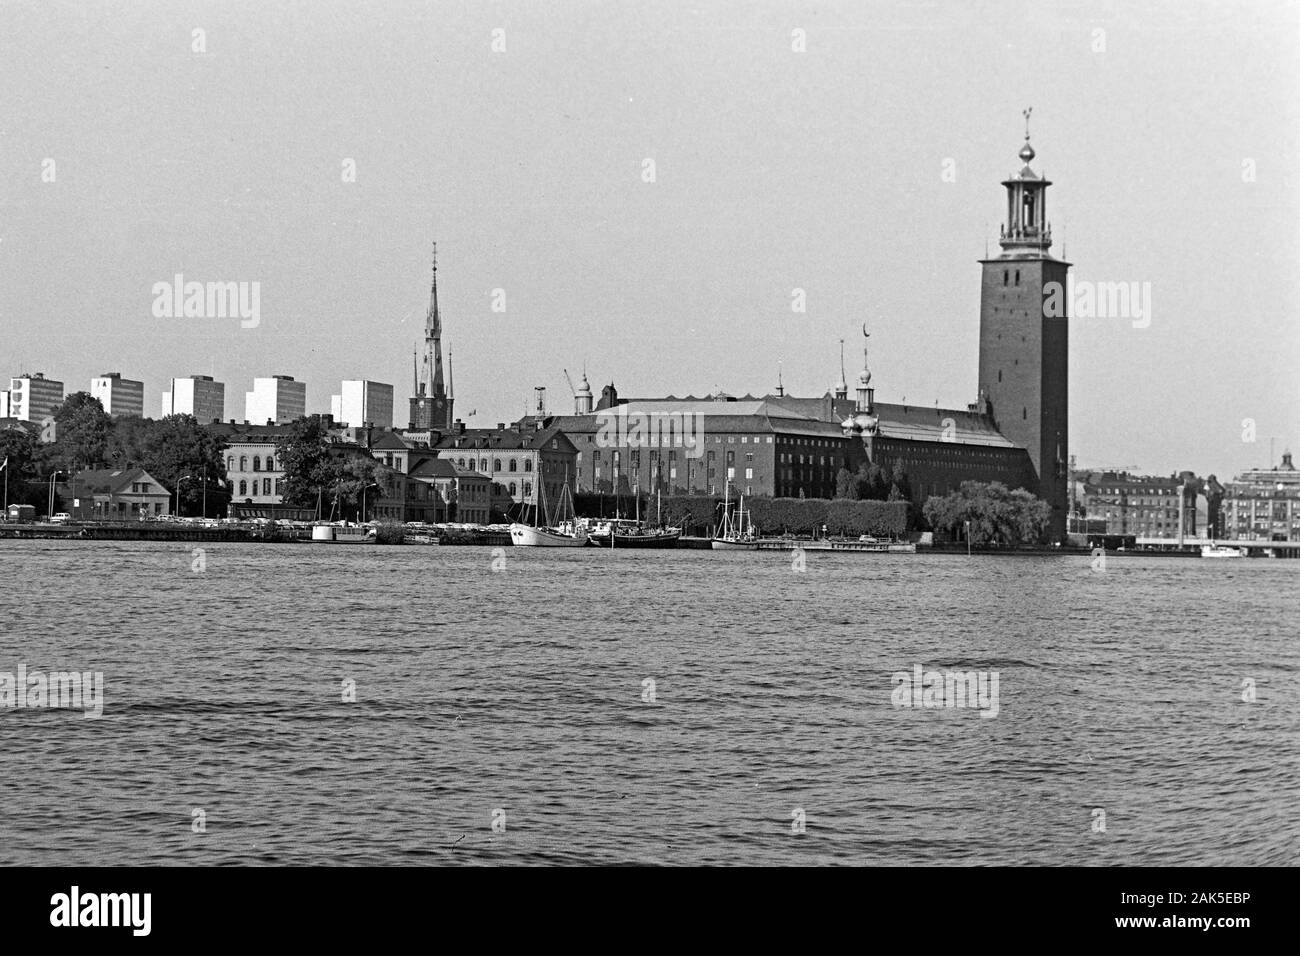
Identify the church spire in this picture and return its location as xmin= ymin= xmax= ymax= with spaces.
xmin=426 ymin=242 xmax=445 ymax=398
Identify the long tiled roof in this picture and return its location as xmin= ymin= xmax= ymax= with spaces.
xmin=871 ymin=403 xmax=1016 ymax=447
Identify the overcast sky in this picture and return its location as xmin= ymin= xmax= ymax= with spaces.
xmin=2 ymin=0 xmax=1296 ymax=480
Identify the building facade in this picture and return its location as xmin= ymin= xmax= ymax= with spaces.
xmin=1079 ymin=471 xmax=1200 ymax=538
xmin=90 ymin=372 xmax=144 ymax=418
xmin=433 ymin=421 xmax=577 ymax=520
xmin=1222 ymin=451 xmax=1300 ymax=542
xmin=331 ymin=380 xmax=394 ymax=429
xmin=162 ymin=375 xmax=225 ymax=422
xmin=245 ymin=375 xmax=306 ymax=425
xmin=64 ymin=468 xmax=171 ymax=519
xmin=8 ymin=373 xmax=65 ymax=422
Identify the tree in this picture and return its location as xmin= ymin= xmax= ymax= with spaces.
xmin=922 ymin=481 xmax=1050 ymax=547
xmin=835 ymin=467 xmax=859 ymax=500
xmin=43 ymin=392 xmax=112 ymax=472
xmin=0 ymin=425 xmax=45 ymax=509
xmin=106 ymin=414 xmax=228 ymax=514
xmin=276 ymin=417 xmax=338 ymax=508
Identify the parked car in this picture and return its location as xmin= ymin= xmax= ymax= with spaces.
xmin=50 ymin=512 xmax=72 ymax=524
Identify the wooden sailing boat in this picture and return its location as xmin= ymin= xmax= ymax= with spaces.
xmin=509 ymin=467 xmax=588 ymax=547
xmin=711 ymin=481 xmax=757 ymax=550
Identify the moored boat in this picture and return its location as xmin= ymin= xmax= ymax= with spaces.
xmin=1201 ymin=543 xmax=1244 ymax=558
xmin=711 ymin=485 xmax=757 ymax=550
xmin=509 ymin=468 xmax=588 ymax=547
xmin=588 ymin=518 xmax=682 ymax=548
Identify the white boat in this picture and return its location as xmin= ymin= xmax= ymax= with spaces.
xmin=310 ymin=523 xmax=371 ymax=544
xmin=1201 ymin=543 xmax=1244 ymax=558
xmin=711 ymin=484 xmax=757 ymax=550
xmin=509 ymin=469 xmax=588 ymax=547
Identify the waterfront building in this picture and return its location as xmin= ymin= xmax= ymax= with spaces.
xmin=90 ymin=372 xmax=144 ymax=418
xmin=212 ymin=422 xmax=288 ymax=510
xmin=1222 ymin=451 xmax=1300 ymax=542
xmin=975 ymin=117 xmax=1070 ymax=540
xmin=8 ymin=373 xmax=65 ymax=422
xmin=533 ymin=123 xmax=1064 ymax=529
xmin=331 ymin=380 xmax=394 ymax=429
xmin=1079 ymin=471 xmax=1201 ymax=538
xmin=245 ymin=375 xmax=306 ymax=425
xmin=63 ymin=468 xmax=171 ymax=520
xmin=408 ymin=243 xmax=454 ymax=430
xmin=162 ymin=375 xmax=225 ymax=422
xmin=433 ymin=420 xmax=577 ymax=520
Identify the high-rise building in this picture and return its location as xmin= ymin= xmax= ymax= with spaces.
xmin=331 ymin=380 xmax=394 ymax=428
xmin=977 ymin=111 xmax=1070 ymax=540
xmin=8 ymin=373 xmax=65 ymax=422
xmin=161 ymin=375 xmax=225 ymax=422
xmin=408 ymin=243 xmax=454 ymax=430
xmin=90 ymin=372 xmax=144 ymax=418
xmin=245 ymin=375 xmax=306 ymax=425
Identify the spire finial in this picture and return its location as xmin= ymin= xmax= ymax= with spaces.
xmin=1019 ymin=108 xmax=1036 ymax=163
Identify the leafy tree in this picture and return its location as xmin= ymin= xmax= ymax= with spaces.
xmin=0 ymin=425 xmax=45 ymax=509
xmin=123 ymin=415 xmax=228 ymax=515
xmin=922 ymin=481 xmax=1050 ymax=547
xmin=835 ymin=467 xmax=859 ymax=500
xmin=43 ymin=392 xmax=112 ymax=472
xmin=275 ymin=417 xmax=338 ymax=508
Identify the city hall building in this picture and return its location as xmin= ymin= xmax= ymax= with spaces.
xmin=537 ymin=124 xmax=1068 ymax=537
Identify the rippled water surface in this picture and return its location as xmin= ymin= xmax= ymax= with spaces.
xmin=1 ymin=540 xmax=1296 ymax=865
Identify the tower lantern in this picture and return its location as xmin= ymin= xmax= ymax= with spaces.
xmin=999 ymin=107 xmax=1053 ymax=257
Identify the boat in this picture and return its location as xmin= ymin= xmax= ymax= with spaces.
xmin=588 ymin=518 xmax=682 ymax=548
xmin=588 ymin=489 xmax=681 ymax=548
xmin=311 ymin=522 xmax=372 ymax=544
xmin=1201 ymin=543 xmax=1244 ymax=558
xmin=509 ymin=470 xmax=588 ymax=547
xmin=711 ymin=484 xmax=757 ymax=550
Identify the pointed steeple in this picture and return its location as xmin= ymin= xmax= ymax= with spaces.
xmin=426 ymin=242 xmax=445 ymax=398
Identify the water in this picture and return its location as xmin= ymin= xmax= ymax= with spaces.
xmin=1 ymin=540 xmax=1296 ymax=866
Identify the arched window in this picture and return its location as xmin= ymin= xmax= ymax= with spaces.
xmin=239 ymin=456 xmax=247 ymax=471
xmin=509 ymin=459 xmax=517 ymax=472
xmin=263 ymin=478 xmax=271 ymax=496
xmin=458 ymin=458 xmax=465 ymax=468
xmin=265 ymin=456 xmax=274 ymax=471
xmin=468 ymin=459 xmax=475 ymax=471
xmin=524 ymin=459 xmax=533 ymax=472
xmin=480 ymin=458 xmax=488 ymax=472
xmin=509 ymin=482 xmax=517 ymax=496
xmin=253 ymin=456 xmax=261 ymax=472
xmin=493 ymin=458 xmax=502 ymax=472
xmin=523 ymin=481 xmax=532 ymax=497
xmin=238 ymin=479 xmax=247 ymax=496
xmin=226 ymin=456 xmax=234 ymax=471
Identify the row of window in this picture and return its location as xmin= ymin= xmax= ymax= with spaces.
xmin=227 ymin=455 xmax=275 ymax=472
xmin=455 ymin=457 xmax=534 ymax=473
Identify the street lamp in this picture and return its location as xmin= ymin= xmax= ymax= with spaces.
xmin=176 ymin=475 xmax=194 ymax=518
xmin=47 ymin=470 xmax=63 ymax=518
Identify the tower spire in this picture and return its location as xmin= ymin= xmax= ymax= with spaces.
xmin=835 ymin=339 xmax=848 ymax=400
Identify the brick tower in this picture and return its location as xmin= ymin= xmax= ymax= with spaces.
xmin=977 ymin=110 xmax=1070 ymax=541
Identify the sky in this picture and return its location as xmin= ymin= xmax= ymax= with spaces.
xmin=2 ymin=0 xmax=1297 ymax=481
